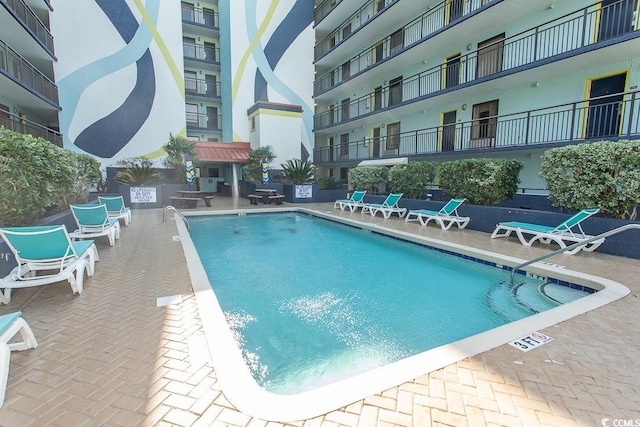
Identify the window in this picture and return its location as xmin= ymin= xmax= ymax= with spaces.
xmin=375 ymin=0 xmax=385 ymax=13
xmin=207 ymin=137 xmax=219 ymax=142
xmin=185 ymin=103 xmax=198 ymax=124
xmin=386 ymin=122 xmax=401 ymax=154
xmin=390 ymin=29 xmax=404 ymax=55
xmin=471 ymin=100 xmax=498 ymax=147
xmin=184 ymin=70 xmax=197 ymax=93
xmin=203 ymin=7 xmax=216 ymax=27
xmin=388 ymin=76 xmax=403 ymax=106
xmin=183 ymin=37 xmax=196 ymax=58
xmin=340 ymin=167 xmax=348 ymax=181
xmin=476 ymin=34 xmax=505 ymax=79
xmin=204 ymin=42 xmax=216 ymax=62
xmin=251 ymin=116 xmax=256 ymax=131
xmin=340 ymin=133 xmax=349 ymax=159
xmin=208 ymin=168 xmax=220 ymax=178
xmin=342 ymin=23 xmax=352 ymax=39
xmin=181 ymin=2 xmax=194 ymax=21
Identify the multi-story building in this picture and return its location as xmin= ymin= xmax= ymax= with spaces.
xmin=0 ymin=0 xmax=61 ymax=146
xmin=312 ymin=0 xmax=640 ymax=191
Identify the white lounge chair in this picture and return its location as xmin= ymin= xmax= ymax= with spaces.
xmin=491 ymin=208 xmax=604 ymax=254
xmin=69 ymin=203 xmax=121 ymax=246
xmin=334 ymin=190 xmax=367 ymax=212
xmin=405 ymin=198 xmax=470 ymax=230
xmin=98 ymin=195 xmax=132 ymax=226
xmin=361 ymin=193 xmax=407 ymax=219
xmin=1 ymin=311 xmax=38 ymax=407
xmin=0 ymin=225 xmax=98 ymax=304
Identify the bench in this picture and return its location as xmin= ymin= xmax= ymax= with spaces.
xmin=204 ymin=195 xmax=214 ymax=207
xmin=268 ymin=194 xmax=285 ymax=205
xmin=168 ymin=196 xmax=200 ymax=209
xmin=248 ymin=194 xmax=263 ymax=205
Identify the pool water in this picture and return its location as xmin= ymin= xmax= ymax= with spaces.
xmin=189 ymin=212 xmax=590 ymax=394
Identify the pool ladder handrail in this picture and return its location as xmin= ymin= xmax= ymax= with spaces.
xmin=163 ymin=205 xmax=190 ymax=231
xmin=510 ymin=223 xmax=640 ymax=283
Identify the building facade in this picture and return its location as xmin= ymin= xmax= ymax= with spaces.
xmin=312 ymin=0 xmax=640 ymax=191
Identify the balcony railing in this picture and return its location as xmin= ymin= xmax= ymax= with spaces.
xmin=314 ymin=0 xmax=495 ymax=94
xmin=181 ymin=5 xmax=218 ymax=29
xmin=183 ymin=43 xmax=220 ymax=64
xmin=186 ymin=112 xmax=221 ymax=130
xmin=314 ymin=0 xmax=342 ymax=23
xmin=0 ymin=111 xmax=62 ymax=146
xmin=313 ymin=90 xmax=640 ymax=164
xmin=314 ymin=0 xmax=398 ymax=59
xmin=314 ymin=0 xmax=640 ymax=129
xmin=184 ymin=76 xmax=220 ymax=98
xmin=0 ymin=38 xmax=59 ymax=105
xmin=2 ymin=0 xmax=54 ymax=54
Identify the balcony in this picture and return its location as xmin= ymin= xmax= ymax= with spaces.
xmin=0 ymin=38 xmax=59 ymax=106
xmin=2 ymin=0 xmax=54 ymax=54
xmin=183 ymin=43 xmax=220 ymax=66
xmin=0 ymin=110 xmax=62 ymax=146
xmin=313 ymin=89 xmax=640 ymax=164
xmin=184 ymin=76 xmax=220 ymax=99
xmin=314 ymin=0 xmax=640 ymax=130
xmin=186 ymin=111 xmax=221 ymax=131
xmin=182 ymin=4 xmax=218 ymax=29
xmin=314 ymin=0 xmax=341 ymax=24
xmin=314 ymin=0 xmax=494 ymax=94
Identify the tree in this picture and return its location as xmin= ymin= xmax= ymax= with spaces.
xmin=162 ymin=133 xmax=197 ymax=183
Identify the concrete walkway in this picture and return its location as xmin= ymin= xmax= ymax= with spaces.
xmin=1 ymin=197 xmax=638 ymax=426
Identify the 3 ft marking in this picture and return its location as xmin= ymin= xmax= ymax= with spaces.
xmin=508 ymin=332 xmax=553 ymax=352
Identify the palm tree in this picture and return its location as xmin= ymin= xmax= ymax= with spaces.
xmin=242 ymin=145 xmax=276 ymax=183
xmin=162 ymin=133 xmax=197 ymax=183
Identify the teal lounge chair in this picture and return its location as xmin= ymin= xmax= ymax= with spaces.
xmin=0 ymin=225 xmax=98 ymax=304
xmin=405 ymin=198 xmax=470 ymax=230
xmin=361 ymin=193 xmax=407 ymax=219
xmin=491 ymin=208 xmax=604 ymax=254
xmin=1 ymin=311 xmax=38 ymax=407
xmin=69 ymin=203 xmax=121 ymax=246
xmin=98 ymin=195 xmax=132 ymax=226
xmin=333 ymin=190 xmax=367 ymax=212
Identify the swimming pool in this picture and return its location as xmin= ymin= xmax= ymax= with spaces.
xmin=177 ymin=207 xmax=629 ymax=421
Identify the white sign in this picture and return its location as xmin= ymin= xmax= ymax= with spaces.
xmin=295 ymin=185 xmax=313 ymax=198
xmin=130 ymin=186 xmax=157 ymax=203
xmin=508 ymin=331 xmax=553 ymax=352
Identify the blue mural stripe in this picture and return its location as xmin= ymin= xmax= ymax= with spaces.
xmin=96 ymin=0 xmax=139 ymax=43
xmin=74 ymin=49 xmax=156 ymax=158
xmin=254 ymin=0 xmax=312 ymax=102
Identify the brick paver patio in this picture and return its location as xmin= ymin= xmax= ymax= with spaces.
xmin=1 ymin=197 xmax=638 ymax=426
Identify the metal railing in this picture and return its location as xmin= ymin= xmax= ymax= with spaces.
xmin=2 ymin=0 xmax=55 ymax=54
xmin=314 ymin=0 xmax=342 ymax=23
xmin=314 ymin=0 xmax=397 ymax=59
xmin=313 ymin=89 xmax=640 ymax=164
xmin=510 ymin=224 xmax=640 ymax=283
xmin=314 ymin=0 xmax=495 ymax=93
xmin=185 ymin=111 xmax=221 ymax=131
xmin=183 ymin=43 xmax=219 ymax=65
xmin=0 ymin=38 xmax=59 ymax=105
xmin=314 ymin=0 xmax=639 ymax=125
xmin=184 ymin=76 xmax=220 ymax=98
xmin=0 ymin=111 xmax=62 ymax=146
xmin=163 ymin=206 xmax=190 ymax=231
xmin=181 ymin=4 xmax=218 ymax=29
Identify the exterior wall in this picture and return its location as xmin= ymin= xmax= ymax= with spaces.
xmin=51 ymin=1 xmax=187 ymax=166
xmin=250 ymin=108 xmax=304 ymax=165
xmin=227 ymin=1 xmax=314 ymax=160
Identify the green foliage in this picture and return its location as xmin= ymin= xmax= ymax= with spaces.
xmin=315 ymin=176 xmax=343 ymax=190
xmin=388 ymin=161 xmax=437 ymax=199
xmin=540 ymin=140 xmax=640 ymax=219
xmin=115 ymin=164 xmax=162 ymax=186
xmin=280 ymin=159 xmax=315 ymax=184
xmin=348 ymin=166 xmax=389 ymax=194
xmin=242 ymin=145 xmax=276 ymax=183
xmin=0 ymin=127 xmax=94 ymax=226
xmin=439 ymin=158 xmax=523 ymax=205
xmin=162 ymin=133 xmax=197 ymax=183
xmin=61 ymin=153 xmax=102 ymax=206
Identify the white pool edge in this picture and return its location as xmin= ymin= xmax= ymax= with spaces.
xmin=176 ymin=207 xmax=630 ymax=422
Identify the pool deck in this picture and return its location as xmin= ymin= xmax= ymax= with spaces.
xmin=1 ymin=197 xmax=639 ymax=427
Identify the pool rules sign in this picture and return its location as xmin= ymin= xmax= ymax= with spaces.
xmin=508 ymin=331 xmax=553 ymax=352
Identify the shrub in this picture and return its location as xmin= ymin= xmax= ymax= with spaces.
xmin=348 ymin=166 xmax=389 ymax=194
xmin=540 ymin=140 xmax=640 ymax=219
xmin=439 ymin=158 xmax=523 ymax=205
xmin=316 ymin=176 xmax=343 ymax=190
xmin=280 ymin=159 xmax=315 ymax=184
xmin=115 ymin=163 xmax=162 ymax=185
xmin=0 ymin=127 xmax=95 ymax=226
xmin=388 ymin=161 xmax=436 ymax=199
xmin=242 ymin=146 xmax=276 ymax=183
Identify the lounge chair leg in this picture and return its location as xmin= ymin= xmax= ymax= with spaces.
xmin=1 ymin=342 xmax=9 ymax=407
xmin=0 ymin=289 xmax=11 ymax=305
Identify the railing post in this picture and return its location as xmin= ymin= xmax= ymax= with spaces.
xmin=569 ymin=102 xmax=577 ymax=142
xmin=524 ymin=111 xmax=531 ymax=145
xmin=581 ymin=7 xmax=588 ymax=48
xmin=627 ymin=92 xmax=636 ymax=136
xmin=533 ymin=27 xmax=538 ymax=62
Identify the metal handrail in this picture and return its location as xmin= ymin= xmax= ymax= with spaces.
xmin=510 ymin=223 xmax=640 ymax=283
xmin=162 ymin=206 xmax=190 ymax=231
